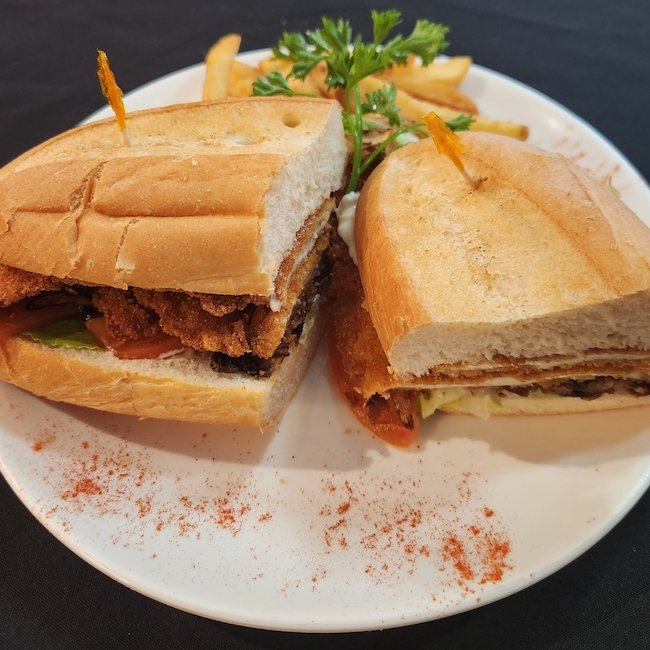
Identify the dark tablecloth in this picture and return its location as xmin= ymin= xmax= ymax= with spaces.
xmin=1 ymin=1 xmax=649 ymax=648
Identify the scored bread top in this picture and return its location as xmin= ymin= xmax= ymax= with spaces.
xmin=356 ymin=133 xmax=650 ymax=377
xmin=0 ymin=97 xmax=347 ymax=296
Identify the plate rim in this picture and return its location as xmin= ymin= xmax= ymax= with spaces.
xmin=2 ymin=52 xmax=650 ymax=632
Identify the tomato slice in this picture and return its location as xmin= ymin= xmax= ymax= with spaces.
xmin=0 ymin=302 xmax=84 ymax=338
xmin=86 ymin=317 xmax=184 ymax=360
xmin=328 ymin=331 xmax=419 ymax=448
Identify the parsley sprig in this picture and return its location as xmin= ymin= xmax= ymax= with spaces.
xmin=343 ymin=83 xmax=425 ymax=191
xmin=253 ymin=10 xmax=473 ymax=192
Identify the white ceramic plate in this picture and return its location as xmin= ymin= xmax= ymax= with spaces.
xmin=1 ymin=52 xmax=650 ymax=633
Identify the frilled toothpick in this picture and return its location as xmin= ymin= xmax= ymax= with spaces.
xmin=422 ymin=111 xmax=481 ymax=189
xmin=97 ymin=50 xmax=130 ymax=146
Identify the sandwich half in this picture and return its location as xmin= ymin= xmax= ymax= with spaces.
xmin=0 ymin=97 xmax=347 ymax=427
xmin=328 ymin=132 xmax=650 ymax=444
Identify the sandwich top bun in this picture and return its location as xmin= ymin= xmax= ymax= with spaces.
xmin=0 ymin=97 xmax=347 ymax=296
xmin=355 ymin=133 xmax=650 ymax=378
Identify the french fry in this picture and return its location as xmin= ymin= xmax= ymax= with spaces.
xmin=372 ymin=73 xmax=478 ymax=114
xmin=203 ymin=33 xmax=242 ymax=100
xmin=303 ymin=62 xmax=338 ymax=100
xmin=230 ymin=60 xmax=260 ymax=81
xmin=287 ymin=75 xmax=321 ymax=96
xmin=227 ymin=60 xmax=260 ymax=97
xmin=381 ymin=56 xmax=473 ymax=87
xmin=464 ymin=115 xmax=529 ymax=140
xmin=257 ymin=55 xmax=292 ymax=75
xmin=359 ymin=77 xmax=529 ymax=141
xmin=254 ymin=55 xmax=322 ymax=96
xmin=204 ymin=36 xmax=527 ymax=139
xmin=228 ymin=77 xmax=256 ymax=98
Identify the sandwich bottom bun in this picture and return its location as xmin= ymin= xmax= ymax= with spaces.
xmin=432 ymin=389 xmax=650 ymax=419
xmin=0 ymin=316 xmax=323 ymax=429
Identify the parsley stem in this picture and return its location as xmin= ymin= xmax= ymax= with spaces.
xmin=343 ymin=87 xmax=353 ymax=113
xmin=346 ymin=84 xmax=365 ymax=193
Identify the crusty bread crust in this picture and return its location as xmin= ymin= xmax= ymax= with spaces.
xmin=0 ymin=316 xmax=323 ymax=429
xmin=356 ymin=133 xmax=650 ymax=377
xmin=0 ymin=98 xmax=346 ymax=296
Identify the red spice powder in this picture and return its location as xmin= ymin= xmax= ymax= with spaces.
xmin=42 ymin=435 xmax=263 ymax=545
xmin=442 ymin=535 xmax=474 ymax=581
xmin=31 ymin=433 xmax=56 ymax=452
xmin=441 ymin=525 xmax=512 ymax=586
xmin=479 ymin=534 xmax=512 ymax=584
xmin=61 ymin=478 xmax=103 ymax=500
xmin=38 ymin=422 xmax=513 ymax=595
xmin=177 ymin=516 xmax=197 ymax=537
xmin=316 ymin=474 xmax=512 ymax=591
xmin=135 ymin=497 xmax=152 ymax=517
xmin=215 ymin=499 xmax=236 ymax=529
xmin=361 ymin=533 xmax=378 ymax=550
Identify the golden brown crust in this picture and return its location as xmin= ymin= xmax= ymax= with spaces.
xmin=355 ymin=160 xmax=429 ymax=354
xmin=133 ymin=289 xmax=251 ymax=356
xmin=0 ymin=264 xmax=63 ymax=306
xmin=364 ymin=351 xmax=650 ymax=396
xmin=272 ymin=197 xmax=334 ymax=302
xmin=0 ymin=98 xmax=346 ymax=296
xmin=248 ymin=217 xmax=332 ymax=358
xmin=92 ymin=288 xmax=161 ymax=339
xmin=326 ymin=252 xmax=394 ymax=398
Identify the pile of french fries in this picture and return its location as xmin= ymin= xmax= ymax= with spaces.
xmin=202 ymin=34 xmax=528 ymax=141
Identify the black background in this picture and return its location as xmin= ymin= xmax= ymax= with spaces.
xmin=1 ymin=1 xmax=649 ymax=648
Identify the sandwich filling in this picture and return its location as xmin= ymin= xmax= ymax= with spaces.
xmin=0 ymin=199 xmax=336 ymax=377
xmin=328 ymin=252 xmax=650 ymax=446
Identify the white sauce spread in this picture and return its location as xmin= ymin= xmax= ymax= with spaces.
xmin=336 ymin=191 xmax=360 ymax=265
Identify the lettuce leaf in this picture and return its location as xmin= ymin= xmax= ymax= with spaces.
xmin=25 ymin=318 xmax=101 ymax=350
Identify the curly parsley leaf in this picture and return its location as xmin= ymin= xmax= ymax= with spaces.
xmin=251 ymin=70 xmax=297 ymax=97
xmin=253 ymin=10 xmax=453 ymax=192
xmin=445 ymin=114 xmax=476 ymax=131
xmin=371 ymin=9 xmax=402 ymax=45
xmin=264 ymin=10 xmax=448 ymax=95
xmin=381 ymin=20 xmax=449 ymax=66
xmin=360 ymin=83 xmax=403 ymax=127
xmin=271 ymin=33 xmax=323 ymax=80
